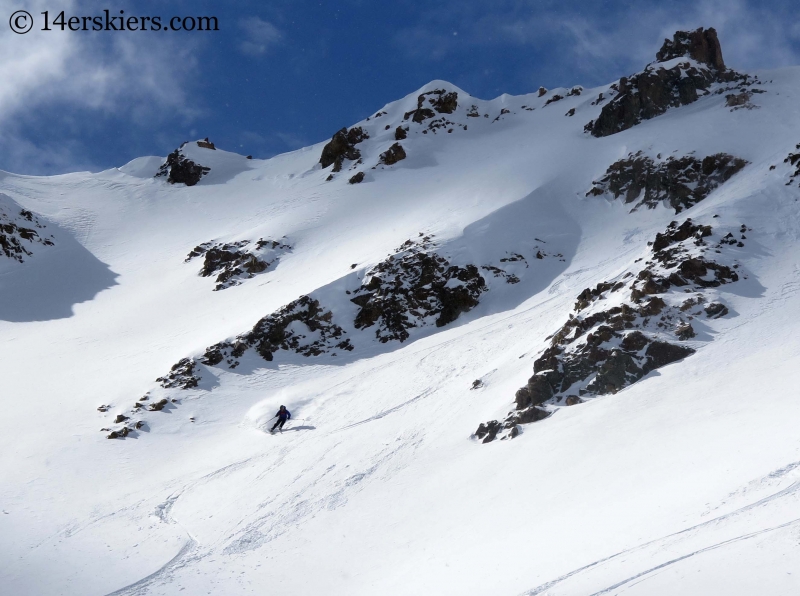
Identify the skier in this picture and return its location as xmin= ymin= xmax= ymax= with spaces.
xmin=270 ymin=405 xmax=291 ymax=433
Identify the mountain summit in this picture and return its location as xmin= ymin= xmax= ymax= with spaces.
xmin=656 ymin=26 xmax=726 ymax=70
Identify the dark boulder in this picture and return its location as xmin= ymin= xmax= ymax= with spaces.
xmin=676 ymin=323 xmax=696 ymax=340
xmin=652 ymin=219 xmax=712 ymax=251
xmin=149 ymin=398 xmax=169 ymax=411
xmin=705 ymin=302 xmax=729 ymax=318
xmin=319 ymin=127 xmax=368 ymax=171
xmin=643 ymin=341 xmax=694 ymax=374
xmin=621 ymin=330 xmax=649 ymax=352
xmin=640 ymin=296 xmax=666 ymax=316
xmin=515 ymin=375 xmax=553 ymax=409
xmin=588 ymin=350 xmax=642 ymax=394
xmin=475 ymin=420 xmax=502 ymax=443
xmin=380 ymin=143 xmax=406 ymax=165
xmin=512 ymin=406 xmax=550 ymax=425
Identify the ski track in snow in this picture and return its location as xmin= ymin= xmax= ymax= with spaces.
xmin=522 ymin=460 xmax=800 ymax=596
xmin=105 ymin=538 xmax=199 ymax=596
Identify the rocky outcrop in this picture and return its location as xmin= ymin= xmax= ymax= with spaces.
xmin=655 ymin=27 xmax=725 ymax=69
xmin=156 ymin=143 xmax=211 ymax=186
xmin=349 ymin=236 xmax=486 ymax=343
xmin=319 ymin=126 xmax=369 ymax=172
xmin=404 ymin=89 xmax=458 ymax=123
xmin=379 ymin=143 xmax=407 ymax=165
xmin=186 ymin=238 xmax=291 ymax=291
xmin=784 ymin=144 xmax=800 ymax=186
xmin=0 ymin=203 xmax=54 ymax=263
xmin=587 ymin=28 xmax=754 ymax=138
xmin=209 ymin=295 xmax=354 ymax=368
xmin=476 ymin=217 xmax=745 ymax=442
xmin=587 ymin=151 xmax=747 ymax=213
xmin=156 ymin=358 xmax=200 ymax=389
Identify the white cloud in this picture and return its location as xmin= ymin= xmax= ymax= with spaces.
xmin=0 ymin=0 xmax=205 ymax=172
xmin=0 ymin=0 xmax=203 ymax=120
xmin=238 ymin=17 xmax=282 ymax=57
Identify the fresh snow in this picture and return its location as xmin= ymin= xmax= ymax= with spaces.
xmin=2 ymin=67 xmax=800 ymax=595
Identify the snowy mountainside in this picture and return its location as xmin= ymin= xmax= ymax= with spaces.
xmin=2 ymin=27 xmax=800 ymax=595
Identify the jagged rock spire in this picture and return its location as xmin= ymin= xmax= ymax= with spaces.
xmin=656 ymin=27 xmax=725 ymax=70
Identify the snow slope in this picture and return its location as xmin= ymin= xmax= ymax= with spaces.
xmin=2 ymin=49 xmax=800 ymax=595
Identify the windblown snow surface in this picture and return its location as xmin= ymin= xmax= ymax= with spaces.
xmin=2 ymin=68 xmax=800 ymax=596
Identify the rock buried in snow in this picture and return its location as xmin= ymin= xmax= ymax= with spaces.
xmin=155 ymin=143 xmax=211 ymax=186
xmin=156 ymin=359 xmax=199 ymax=389
xmin=404 ymin=89 xmax=458 ymax=123
xmin=185 ymin=238 xmax=291 ymax=291
xmin=149 ymin=398 xmax=169 ymax=411
xmin=783 ymin=144 xmax=800 ymax=186
xmin=196 ymin=138 xmax=216 ymax=150
xmin=192 ymin=295 xmax=354 ymax=374
xmin=587 ymin=151 xmax=747 ymax=213
xmin=379 ymin=143 xmax=406 ymax=166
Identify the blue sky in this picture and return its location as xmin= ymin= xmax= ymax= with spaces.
xmin=1 ymin=0 xmax=799 ymax=174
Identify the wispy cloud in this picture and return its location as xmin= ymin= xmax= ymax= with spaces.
xmin=0 ymin=0 xmax=207 ymax=172
xmin=238 ymin=17 xmax=282 ymax=56
xmin=392 ymin=0 xmax=800 ymax=89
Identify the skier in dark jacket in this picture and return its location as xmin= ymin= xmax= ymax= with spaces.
xmin=271 ymin=405 xmax=291 ymax=432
